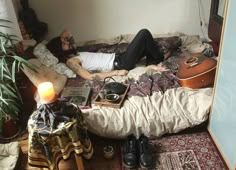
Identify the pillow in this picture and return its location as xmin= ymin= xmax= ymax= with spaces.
xmin=23 ymin=59 xmax=67 ymax=95
xmin=33 ymin=42 xmax=76 ymax=78
xmin=53 ymin=63 xmax=76 ymax=78
xmin=33 ymin=42 xmax=59 ymax=67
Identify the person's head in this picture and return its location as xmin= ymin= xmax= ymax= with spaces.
xmin=60 ymin=29 xmax=75 ymax=46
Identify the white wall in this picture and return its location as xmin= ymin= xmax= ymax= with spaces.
xmin=0 ymin=0 xmax=22 ymax=40
xmin=28 ymin=0 xmax=211 ymax=42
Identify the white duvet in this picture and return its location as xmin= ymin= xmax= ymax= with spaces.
xmin=82 ymin=67 xmax=213 ymax=138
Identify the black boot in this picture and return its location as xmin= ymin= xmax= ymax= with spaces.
xmin=123 ymin=134 xmax=138 ymax=168
xmin=138 ymin=134 xmax=153 ymax=168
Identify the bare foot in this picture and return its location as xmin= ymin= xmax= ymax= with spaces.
xmin=147 ymin=64 xmax=169 ymax=71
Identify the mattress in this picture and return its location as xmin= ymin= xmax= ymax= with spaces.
xmin=27 ymin=32 xmax=214 ymax=139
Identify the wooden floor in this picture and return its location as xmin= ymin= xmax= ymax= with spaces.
xmin=18 ymin=133 xmax=123 ymax=170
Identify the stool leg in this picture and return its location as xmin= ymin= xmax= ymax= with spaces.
xmin=74 ymin=154 xmax=84 ymax=170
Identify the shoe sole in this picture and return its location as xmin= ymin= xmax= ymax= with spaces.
xmin=140 ymin=163 xmax=152 ymax=169
xmin=123 ymin=163 xmax=136 ymax=169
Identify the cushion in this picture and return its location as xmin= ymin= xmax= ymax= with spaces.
xmin=23 ymin=59 xmax=67 ymax=95
xmin=0 ymin=142 xmax=20 ymax=170
xmin=33 ymin=41 xmax=59 ymax=67
xmin=33 ymin=42 xmax=76 ymax=78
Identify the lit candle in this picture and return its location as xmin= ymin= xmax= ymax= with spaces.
xmin=37 ymin=82 xmax=56 ymax=104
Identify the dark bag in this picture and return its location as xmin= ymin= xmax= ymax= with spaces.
xmin=103 ymin=77 xmax=126 ymax=95
xmin=19 ymin=0 xmax=48 ymax=42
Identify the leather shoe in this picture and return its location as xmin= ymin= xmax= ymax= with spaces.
xmin=138 ymin=134 xmax=153 ymax=168
xmin=123 ymin=134 xmax=138 ymax=168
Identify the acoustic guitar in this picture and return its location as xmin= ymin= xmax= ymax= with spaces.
xmin=176 ymin=52 xmax=217 ymax=89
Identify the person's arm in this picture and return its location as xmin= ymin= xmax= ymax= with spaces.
xmin=146 ymin=64 xmax=169 ymax=72
xmin=66 ymin=58 xmax=128 ymax=80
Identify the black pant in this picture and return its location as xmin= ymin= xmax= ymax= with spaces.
xmin=114 ymin=29 xmax=164 ymax=70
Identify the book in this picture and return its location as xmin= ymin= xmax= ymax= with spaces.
xmin=60 ymin=86 xmax=91 ymax=107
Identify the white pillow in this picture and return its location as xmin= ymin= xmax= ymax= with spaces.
xmin=33 ymin=42 xmax=59 ymax=67
xmin=33 ymin=42 xmax=76 ymax=78
xmin=53 ymin=63 xmax=76 ymax=78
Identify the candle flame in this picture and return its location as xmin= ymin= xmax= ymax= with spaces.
xmin=37 ymin=82 xmax=56 ymax=104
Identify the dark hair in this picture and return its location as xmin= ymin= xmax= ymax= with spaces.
xmin=47 ymin=36 xmax=77 ymax=63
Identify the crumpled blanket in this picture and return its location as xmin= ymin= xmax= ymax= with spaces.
xmin=67 ymin=69 xmax=180 ymax=99
xmin=0 ymin=142 xmax=20 ymax=170
xmin=66 ymin=64 xmax=213 ymax=139
xmin=83 ymin=87 xmax=213 ymax=138
xmin=127 ymin=71 xmax=179 ymax=97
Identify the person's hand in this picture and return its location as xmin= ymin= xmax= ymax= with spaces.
xmin=147 ymin=64 xmax=169 ymax=72
xmin=115 ymin=69 xmax=129 ymax=76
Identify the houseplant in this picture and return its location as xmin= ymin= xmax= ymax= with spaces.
xmin=0 ymin=19 xmax=36 ymax=139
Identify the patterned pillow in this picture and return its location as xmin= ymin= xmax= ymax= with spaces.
xmin=33 ymin=42 xmax=76 ymax=78
xmin=33 ymin=42 xmax=59 ymax=67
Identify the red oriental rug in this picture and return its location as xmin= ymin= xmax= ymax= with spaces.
xmin=121 ymin=132 xmax=228 ymax=170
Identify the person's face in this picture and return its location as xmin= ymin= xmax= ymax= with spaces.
xmin=61 ymin=31 xmax=75 ymax=45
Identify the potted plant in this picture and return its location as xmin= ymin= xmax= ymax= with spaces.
xmin=0 ymin=19 xmax=36 ymax=139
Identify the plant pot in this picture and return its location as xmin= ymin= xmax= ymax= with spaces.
xmin=1 ymin=118 xmax=20 ymax=139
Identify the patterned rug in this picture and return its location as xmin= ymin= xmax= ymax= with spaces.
xmin=121 ymin=132 xmax=228 ymax=170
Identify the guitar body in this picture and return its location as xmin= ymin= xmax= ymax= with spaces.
xmin=177 ymin=53 xmax=217 ymax=89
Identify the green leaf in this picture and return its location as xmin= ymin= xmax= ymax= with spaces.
xmin=0 ymin=18 xmax=36 ymax=121
xmin=13 ymin=55 xmax=38 ymax=72
xmin=11 ymin=60 xmax=16 ymax=83
xmin=0 ymin=84 xmax=17 ymax=98
xmin=0 ymin=59 xmax=3 ymax=80
xmin=1 ymin=58 xmax=11 ymax=77
xmin=0 ymin=38 xmax=7 ymax=54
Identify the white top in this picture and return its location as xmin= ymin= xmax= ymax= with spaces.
xmin=74 ymin=52 xmax=115 ymax=71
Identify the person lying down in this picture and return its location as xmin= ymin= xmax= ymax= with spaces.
xmin=46 ymin=29 xmax=170 ymax=80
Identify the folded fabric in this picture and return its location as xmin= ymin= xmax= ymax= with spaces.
xmin=0 ymin=142 xmax=20 ymax=170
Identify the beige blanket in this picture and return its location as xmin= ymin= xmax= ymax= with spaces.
xmin=82 ymin=66 xmax=213 ymax=138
